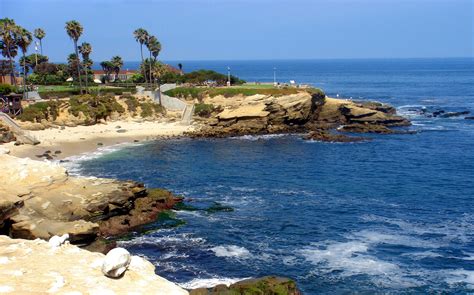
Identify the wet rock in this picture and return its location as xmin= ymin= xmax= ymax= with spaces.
xmin=189 ymin=276 xmax=301 ymax=295
xmin=440 ymin=111 xmax=470 ymax=118
xmin=339 ymin=123 xmax=396 ymax=134
xmin=304 ymin=129 xmax=368 ymax=143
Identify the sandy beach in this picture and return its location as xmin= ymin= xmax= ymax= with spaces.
xmin=5 ymin=120 xmax=195 ymax=160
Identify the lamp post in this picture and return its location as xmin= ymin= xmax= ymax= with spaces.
xmin=227 ymin=66 xmax=231 ymax=87
xmin=273 ymin=67 xmax=277 ymax=87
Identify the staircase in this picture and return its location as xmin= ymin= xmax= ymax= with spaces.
xmin=181 ymin=104 xmax=195 ymax=126
xmin=0 ymin=113 xmax=40 ymax=145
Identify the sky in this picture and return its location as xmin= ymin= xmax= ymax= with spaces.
xmin=1 ymin=0 xmax=473 ymax=62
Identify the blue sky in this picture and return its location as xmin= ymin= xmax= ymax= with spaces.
xmin=1 ymin=0 xmax=473 ymax=62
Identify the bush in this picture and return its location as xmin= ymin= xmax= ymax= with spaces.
xmin=18 ymin=101 xmax=60 ymax=122
xmin=140 ymin=102 xmax=165 ymax=118
xmin=0 ymin=84 xmax=14 ymax=95
xmin=69 ymin=94 xmax=122 ymax=124
xmin=164 ymin=87 xmax=205 ymax=99
xmin=124 ymin=96 xmax=139 ymax=113
xmin=194 ymin=103 xmax=215 ymax=117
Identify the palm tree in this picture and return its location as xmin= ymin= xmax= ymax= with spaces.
xmin=65 ymin=20 xmax=83 ymax=93
xmin=33 ymin=28 xmax=45 ymax=55
xmin=145 ymin=35 xmax=157 ymax=86
xmin=0 ymin=18 xmax=20 ymax=86
xmin=111 ymin=56 xmax=123 ymax=82
xmin=78 ymin=42 xmax=92 ymax=92
xmin=100 ymin=61 xmax=113 ymax=83
xmin=16 ymin=27 xmax=32 ymax=97
xmin=178 ymin=63 xmax=183 ymax=75
xmin=133 ymin=28 xmax=148 ymax=81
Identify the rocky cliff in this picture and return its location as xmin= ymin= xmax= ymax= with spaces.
xmin=0 ymin=153 xmax=182 ymax=251
xmin=188 ymin=90 xmax=411 ymax=142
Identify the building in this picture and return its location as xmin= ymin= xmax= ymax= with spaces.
xmin=93 ymin=70 xmax=137 ymax=82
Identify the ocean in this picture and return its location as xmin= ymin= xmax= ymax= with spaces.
xmin=79 ymin=58 xmax=474 ymax=293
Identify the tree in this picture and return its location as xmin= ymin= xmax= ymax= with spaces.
xmin=65 ymin=20 xmax=83 ymax=93
xmin=78 ymin=42 xmax=92 ymax=91
xmin=16 ymin=26 xmax=32 ymax=97
xmin=0 ymin=18 xmax=20 ymax=85
xmin=111 ymin=56 xmax=123 ymax=82
xmin=33 ymin=28 xmax=45 ymax=55
xmin=67 ymin=53 xmax=81 ymax=80
xmin=145 ymin=35 xmax=157 ymax=86
xmin=133 ymin=28 xmax=148 ymax=82
xmin=178 ymin=63 xmax=183 ymax=74
xmin=100 ymin=61 xmax=114 ymax=83
xmin=19 ymin=53 xmax=48 ymax=72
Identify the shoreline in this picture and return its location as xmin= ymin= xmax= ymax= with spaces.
xmin=5 ymin=120 xmax=195 ymax=160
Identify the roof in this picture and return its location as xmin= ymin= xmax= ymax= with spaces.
xmin=93 ymin=70 xmax=137 ymax=75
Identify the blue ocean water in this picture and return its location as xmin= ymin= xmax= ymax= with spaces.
xmin=79 ymin=58 xmax=474 ymax=293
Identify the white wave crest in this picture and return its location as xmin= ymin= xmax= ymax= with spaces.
xmin=211 ymin=245 xmax=251 ymax=259
xmin=179 ymin=277 xmax=251 ymax=289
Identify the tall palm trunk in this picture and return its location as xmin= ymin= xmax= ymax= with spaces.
xmin=40 ymin=39 xmax=43 ymax=55
xmin=22 ymin=51 xmax=27 ymax=99
xmin=74 ymin=40 xmax=83 ymax=93
xmin=84 ymin=66 xmax=88 ymax=93
xmin=148 ymin=50 xmax=152 ymax=89
xmin=7 ymin=44 xmax=16 ymax=86
xmin=140 ymin=43 xmax=146 ymax=84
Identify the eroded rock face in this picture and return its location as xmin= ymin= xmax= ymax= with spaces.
xmin=191 ymin=92 xmax=410 ymax=139
xmin=0 ymin=154 xmax=182 ymax=248
xmin=0 ymin=235 xmax=188 ymax=295
xmin=189 ymin=276 xmax=301 ymax=295
xmin=190 ymin=92 xmax=319 ymax=137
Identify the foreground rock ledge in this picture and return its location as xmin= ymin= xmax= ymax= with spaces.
xmin=0 ymin=154 xmax=182 ymax=251
xmin=0 ymin=235 xmax=188 ymax=294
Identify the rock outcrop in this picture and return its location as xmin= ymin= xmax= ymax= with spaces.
xmin=0 ymin=154 xmax=182 ymax=249
xmin=189 ymin=276 xmax=301 ymax=295
xmin=0 ymin=235 xmax=188 ymax=295
xmin=188 ymin=90 xmax=411 ymax=140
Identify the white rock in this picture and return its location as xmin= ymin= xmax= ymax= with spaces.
xmin=101 ymin=248 xmax=131 ymax=278
xmin=48 ymin=234 xmax=69 ymax=248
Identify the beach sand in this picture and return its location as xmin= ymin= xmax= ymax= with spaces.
xmin=5 ymin=120 xmax=195 ymax=160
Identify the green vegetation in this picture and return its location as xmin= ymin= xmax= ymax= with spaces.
xmin=0 ymin=83 xmax=15 ymax=95
xmin=69 ymin=94 xmax=124 ymax=124
xmin=165 ymin=86 xmax=303 ymax=99
xmin=38 ymin=87 xmax=135 ymax=100
xmin=194 ymin=103 xmax=215 ymax=117
xmin=123 ymin=95 xmax=139 ymax=113
xmin=140 ymin=102 xmax=165 ymax=118
xmin=18 ymin=101 xmax=59 ymax=122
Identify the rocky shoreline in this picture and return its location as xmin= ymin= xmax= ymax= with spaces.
xmin=186 ymin=90 xmax=412 ymax=142
xmin=0 ymin=90 xmax=413 ymax=294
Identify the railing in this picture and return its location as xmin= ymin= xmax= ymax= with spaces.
xmin=0 ymin=113 xmax=40 ymax=145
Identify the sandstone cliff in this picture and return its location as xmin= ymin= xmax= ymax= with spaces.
xmin=0 ymin=154 xmax=182 ymax=251
xmin=0 ymin=235 xmax=188 ymax=295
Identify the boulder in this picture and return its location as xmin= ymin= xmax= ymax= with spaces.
xmin=102 ymin=248 xmax=131 ymax=278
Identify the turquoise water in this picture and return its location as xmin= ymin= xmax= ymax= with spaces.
xmin=80 ymin=59 xmax=474 ymax=293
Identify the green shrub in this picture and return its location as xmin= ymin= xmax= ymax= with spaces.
xmin=140 ymin=102 xmax=153 ymax=118
xmin=140 ymin=102 xmax=165 ymax=118
xmin=0 ymin=84 xmax=14 ymax=95
xmin=194 ymin=103 xmax=215 ymax=117
xmin=69 ymin=94 xmax=122 ymax=124
xmin=165 ymin=87 xmax=301 ymax=99
xmin=124 ymin=96 xmax=139 ymax=113
xmin=18 ymin=101 xmax=60 ymax=122
xmin=164 ymin=87 xmax=205 ymax=99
